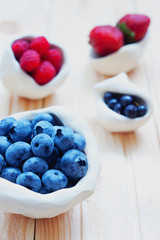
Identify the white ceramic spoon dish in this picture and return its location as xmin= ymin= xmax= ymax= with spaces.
xmin=0 ymin=106 xmax=101 ymax=218
xmin=89 ymin=34 xmax=149 ymax=75
xmin=93 ymin=72 xmax=152 ymax=132
xmin=0 ymin=36 xmax=69 ymax=99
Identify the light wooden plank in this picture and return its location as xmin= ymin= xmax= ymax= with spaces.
xmin=123 ymin=1 xmax=160 ymax=239
xmin=0 ymin=211 xmax=35 ymax=240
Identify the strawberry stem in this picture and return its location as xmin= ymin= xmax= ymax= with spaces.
xmin=117 ymin=22 xmax=135 ymax=39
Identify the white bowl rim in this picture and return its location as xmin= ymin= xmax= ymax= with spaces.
xmin=89 ymin=33 xmax=149 ymax=62
xmin=0 ymin=106 xmax=101 ymax=217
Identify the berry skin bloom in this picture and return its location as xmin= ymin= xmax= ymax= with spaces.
xmin=30 ymin=36 xmax=49 ymax=57
xmin=20 ymin=50 xmax=41 ymax=72
xmin=12 ymin=40 xmax=29 ymax=60
xmin=45 ymin=48 xmax=63 ymax=73
xmin=33 ymin=61 xmax=56 ymax=85
xmin=89 ymin=25 xmax=124 ymax=57
xmin=117 ymin=14 xmax=150 ymax=42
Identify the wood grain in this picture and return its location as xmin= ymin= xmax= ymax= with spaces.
xmin=0 ymin=0 xmax=159 ymax=239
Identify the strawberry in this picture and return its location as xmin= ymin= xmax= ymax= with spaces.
xmin=117 ymin=14 xmax=150 ymax=43
xmin=89 ymin=25 xmax=124 ymax=57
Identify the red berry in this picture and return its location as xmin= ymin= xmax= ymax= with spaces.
xmin=33 ymin=61 xmax=56 ymax=85
xmin=44 ymin=48 xmax=62 ymax=73
xmin=89 ymin=25 xmax=124 ymax=57
xmin=20 ymin=50 xmax=41 ymax=72
xmin=30 ymin=36 xmax=49 ymax=57
xmin=12 ymin=40 xmax=29 ymax=60
xmin=118 ymin=14 xmax=150 ymax=42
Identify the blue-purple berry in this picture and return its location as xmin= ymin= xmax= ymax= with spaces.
xmin=124 ymin=104 xmax=138 ymax=118
xmin=0 ymin=136 xmax=12 ymax=156
xmin=73 ymin=133 xmax=86 ymax=152
xmin=5 ymin=141 xmax=32 ymax=168
xmin=23 ymin=157 xmax=48 ymax=177
xmin=16 ymin=172 xmax=41 ymax=192
xmin=137 ymin=105 xmax=147 ymax=117
xmin=0 ymin=117 xmax=16 ymax=136
xmin=108 ymin=99 xmax=118 ymax=110
xmin=31 ymin=113 xmax=55 ymax=128
xmin=52 ymin=126 xmax=74 ymax=152
xmin=60 ymin=149 xmax=88 ymax=180
xmin=120 ymin=95 xmax=133 ymax=107
xmin=33 ymin=120 xmax=54 ymax=137
xmin=1 ymin=167 xmax=21 ymax=183
xmin=9 ymin=120 xmax=32 ymax=142
xmin=42 ymin=169 xmax=68 ymax=192
xmin=31 ymin=133 xmax=54 ymax=158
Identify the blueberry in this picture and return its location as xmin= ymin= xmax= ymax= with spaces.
xmin=38 ymin=186 xmax=51 ymax=194
xmin=137 ymin=105 xmax=147 ymax=117
xmin=114 ymin=103 xmax=122 ymax=114
xmin=52 ymin=126 xmax=74 ymax=152
xmin=0 ymin=117 xmax=16 ymax=136
xmin=0 ymin=136 xmax=12 ymax=156
xmin=33 ymin=121 xmax=54 ymax=137
xmin=60 ymin=149 xmax=88 ymax=181
xmin=54 ymin=158 xmax=61 ymax=170
xmin=1 ymin=167 xmax=21 ymax=183
xmin=120 ymin=95 xmax=133 ymax=107
xmin=9 ymin=120 xmax=32 ymax=142
xmin=0 ymin=154 xmax=7 ymax=173
xmin=31 ymin=113 xmax=55 ymax=128
xmin=73 ymin=133 xmax=86 ymax=151
xmin=104 ymin=92 xmax=113 ymax=104
xmin=50 ymin=113 xmax=64 ymax=126
xmin=46 ymin=147 xmax=59 ymax=167
xmin=16 ymin=172 xmax=41 ymax=192
xmin=5 ymin=141 xmax=32 ymax=168
xmin=23 ymin=157 xmax=48 ymax=177
xmin=42 ymin=169 xmax=68 ymax=192
xmin=124 ymin=104 xmax=138 ymax=118
xmin=108 ymin=99 xmax=118 ymax=110
xmin=31 ymin=133 xmax=54 ymax=158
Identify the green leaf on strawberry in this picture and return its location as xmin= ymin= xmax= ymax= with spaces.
xmin=117 ymin=22 xmax=135 ymax=42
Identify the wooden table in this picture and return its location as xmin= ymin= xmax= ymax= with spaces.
xmin=0 ymin=0 xmax=159 ymax=239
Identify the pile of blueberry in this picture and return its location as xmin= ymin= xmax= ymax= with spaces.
xmin=0 ymin=113 xmax=88 ymax=194
xmin=104 ymin=92 xmax=147 ymax=119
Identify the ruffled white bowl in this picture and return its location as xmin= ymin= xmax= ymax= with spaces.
xmin=89 ymin=34 xmax=149 ymax=75
xmin=93 ymin=72 xmax=152 ymax=132
xmin=0 ymin=106 xmax=101 ymax=218
xmin=0 ymin=36 xmax=69 ymax=99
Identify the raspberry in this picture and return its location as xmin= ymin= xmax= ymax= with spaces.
xmin=30 ymin=36 xmax=49 ymax=57
xmin=12 ymin=40 xmax=29 ymax=60
xmin=33 ymin=61 xmax=56 ymax=85
xmin=44 ymin=48 xmax=62 ymax=73
xmin=89 ymin=25 xmax=124 ymax=57
xmin=117 ymin=14 xmax=150 ymax=42
xmin=20 ymin=50 xmax=41 ymax=72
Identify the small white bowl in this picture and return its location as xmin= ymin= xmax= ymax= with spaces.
xmin=0 ymin=106 xmax=101 ymax=218
xmin=89 ymin=34 xmax=149 ymax=75
xmin=93 ymin=72 xmax=152 ymax=132
xmin=0 ymin=36 xmax=69 ymax=99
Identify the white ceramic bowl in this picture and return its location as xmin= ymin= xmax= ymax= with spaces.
xmin=93 ymin=72 xmax=152 ymax=132
xmin=89 ymin=34 xmax=149 ymax=75
xmin=0 ymin=36 xmax=69 ymax=99
xmin=0 ymin=106 xmax=101 ymax=218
